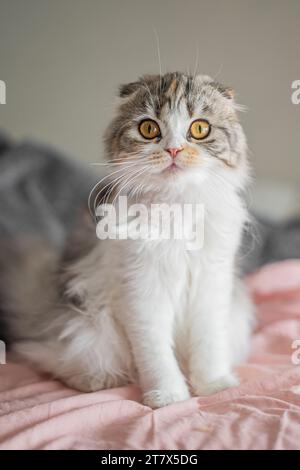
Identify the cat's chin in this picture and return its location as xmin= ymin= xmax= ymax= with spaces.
xmin=159 ymin=167 xmax=207 ymax=187
xmin=134 ymin=166 xmax=208 ymax=197
xmin=162 ymin=163 xmax=183 ymax=175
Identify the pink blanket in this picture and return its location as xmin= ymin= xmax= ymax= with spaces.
xmin=1 ymin=260 xmax=300 ymax=450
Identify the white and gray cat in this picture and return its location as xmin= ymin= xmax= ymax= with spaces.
xmin=1 ymin=73 xmax=254 ymax=408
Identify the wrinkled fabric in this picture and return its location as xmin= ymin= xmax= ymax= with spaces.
xmin=1 ymin=260 xmax=300 ymax=450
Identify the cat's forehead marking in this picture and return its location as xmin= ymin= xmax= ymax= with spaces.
xmin=157 ymin=76 xmax=188 ymax=118
xmin=165 ymin=78 xmax=178 ymax=97
xmin=159 ymin=96 xmax=190 ymax=130
xmin=159 ymin=75 xmax=209 ymax=118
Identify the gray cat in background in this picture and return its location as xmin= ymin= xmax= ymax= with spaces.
xmin=0 ymin=132 xmax=97 ymax=343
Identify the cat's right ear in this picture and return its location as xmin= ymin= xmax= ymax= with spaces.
xmin=119 ymin=81 xmax=141 ymax=98
xmin=119 ymin=75 xmax=160 ymax=98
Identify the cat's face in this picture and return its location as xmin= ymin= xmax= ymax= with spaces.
xmin=105 ymin=72 xmax=248 ymax=196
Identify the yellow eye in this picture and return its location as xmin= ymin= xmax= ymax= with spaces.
xmin=139 ymin=119 xmax=161 ymax=140
xmin=189 ymin=119 xmax=211 ymax=140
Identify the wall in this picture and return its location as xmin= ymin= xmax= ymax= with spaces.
xmin=0 ymin=0 xmax=299 ymax=199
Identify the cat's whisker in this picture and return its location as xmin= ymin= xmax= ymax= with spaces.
xmin=90 ymin=160 xmax=144 ymax=167
xmin=153 ymin=27 xmax=162 ymax=103
xmin=88 ymin=153 xmax=154 ymax=216
xmin=93 ymin=163 xmax=147 ymax=211
xmin=101 ymin=165 xmax=145 ymax=207
xmin=212 ymin=63 xmax=224 ymax=82
xmin=88 ymin=162 xmax=143 ymax=217
xmin=189 ymin=45 xmax=200 ymax=102
xmin=192 ymin=44 xmax=199 ymax=81
xmin=93 ymin=168 xmax=136 ymax=213
xmin=112 ymin=165 xmax=151 ymax=204
xmin=96 ymin=167 xmax=141 ymax=210
xmin=111 ymin=166 xmax=150 ymax=206
xmin=91 ymin=152 xmax=151 ymax=166
xmin=131 ymin=180 xmax=145 ymax=201
xmin=97 ymin=164 xmax=150 ymax=210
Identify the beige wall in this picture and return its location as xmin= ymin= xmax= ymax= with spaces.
xmin=0 ymin=0 xmax=300 ymax=187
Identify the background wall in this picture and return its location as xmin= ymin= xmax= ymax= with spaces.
xmin=0 ymin=0 xmax=300 ymax=218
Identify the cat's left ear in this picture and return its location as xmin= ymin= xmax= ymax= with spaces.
xmin=213 ymin=82 xmax=235 ymax=100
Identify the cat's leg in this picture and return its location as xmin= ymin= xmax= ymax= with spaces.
xmin=189 ymin=262 xmax=239 ymax=396
xmin=119 ymin=289 xmax=190 ymax=408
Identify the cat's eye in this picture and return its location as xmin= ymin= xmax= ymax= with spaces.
xmin=139 ymin=119 xmax=161 ymax=140
xmin=189 ymin=119 xmax=211 ymax=140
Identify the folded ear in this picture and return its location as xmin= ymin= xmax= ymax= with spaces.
xmin=212 ymin=81 xmax=235 ymax=100
xmin=119 ymin=81 xmax=141 ymax=97
xmin=223 ymin=87 xmax=235 ymax=99
xmin=119 ymin=74 xmax=160 ymax=98
xmin=142 ymin=74 xmax=160 ymax=84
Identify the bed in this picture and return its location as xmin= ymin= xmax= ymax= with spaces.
xmin=1 ymin=260 xmax=300 ymax=450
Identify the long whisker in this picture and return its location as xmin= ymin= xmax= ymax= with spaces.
xmin=93 ymin=167 xmax=138 ymax=212
xmin=90 ymin=161 xmax=143 ymax=167
xmin=89 ymin=162 xmax=141 ymax=193
xmin=131 ymin=180 xmax=145 ymax=201
xmin=153 ymin=27 xmax=162 ymax=101
xmin=193 ymin=43 xmax=199 ymax=80
xmin=112 ymin=166 xmax=150 ymax=206
xmin=88 ymin=162 xmax=143 ymax=218
xmin=90 ymin=157 xmax=148 ymax=166
xmin=190 ymin=43 xmax=199 ymax=101
xmin=89 ymin=152 xmax=151 ymax=166
xmin=212 ymin=63 xmax=224 ymax=82
xmin=101 ymin=164 xmax=147 ymax=207
xmin=97 ymin=165 xmax=149 ymax=212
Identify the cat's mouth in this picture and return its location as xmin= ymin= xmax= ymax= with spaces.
xmin=163 ymin=162 xmax=182 ymax=175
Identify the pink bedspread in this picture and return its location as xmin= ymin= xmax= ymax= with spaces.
xmin=1 ymin=260 xmax=300 ymax=450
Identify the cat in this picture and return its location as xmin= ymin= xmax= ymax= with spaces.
xmin=1 ymin=73 xmax=254 ymax=408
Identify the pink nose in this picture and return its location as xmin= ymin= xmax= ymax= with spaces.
xmin=165 ymin=147 xmax=182 ymax=158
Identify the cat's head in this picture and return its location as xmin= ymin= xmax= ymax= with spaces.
xmin=104 ymin=72 xmax=249 ymax=199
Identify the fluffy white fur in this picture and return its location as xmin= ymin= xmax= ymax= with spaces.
xmin=11 ymin=74 xmax=254 ymax=408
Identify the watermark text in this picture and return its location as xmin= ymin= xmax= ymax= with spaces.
xmin=0 ymin=80 xmax=6 ymax=104
xmin=291 ymin=80 xmax=300 ymax=105
xmin=291 ymin=339 xmax=300 ymax=365
xmin=0 ymin=340 xmax=6 ymax=365
xmin=95 ymin=196 xmax=205 ymax=251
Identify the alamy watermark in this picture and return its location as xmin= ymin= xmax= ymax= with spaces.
xmin=0 ymin=340 xmax=6 ymax=365
xmin=291 ymin=80 xmax=300 ymax=105
xmin=291 ymin=339 xmax=300 ymax=365
xmin=0 ymin=80 xmax=6 ymax=104
xmin=95 ymin=196 xmax=205 ymax=251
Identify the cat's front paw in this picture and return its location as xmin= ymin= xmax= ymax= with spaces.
xmin=143 ymin=387 xmax=190 ymax=409
xmin=192 ymin=373 xmax=239 ymax=396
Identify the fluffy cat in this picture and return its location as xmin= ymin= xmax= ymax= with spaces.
xmin=2 ymin=73 xmax=253 ymax=408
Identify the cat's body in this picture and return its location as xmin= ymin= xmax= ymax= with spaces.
xmin=1 ymin=73 xmax=254 ymax=408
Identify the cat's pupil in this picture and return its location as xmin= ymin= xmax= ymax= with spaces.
xmin=148 ymin=124 xmax=151 ymax=133
xmin=198 ymin=125 xmax=202 ymax=133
